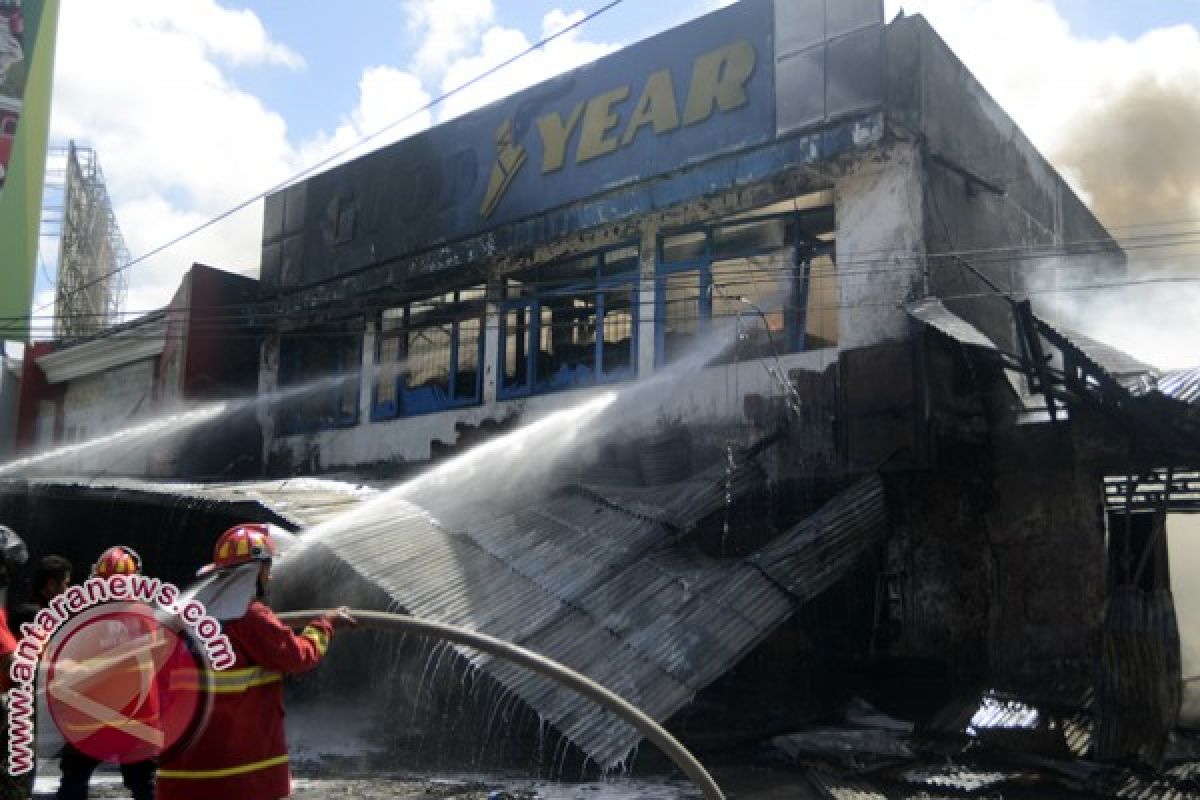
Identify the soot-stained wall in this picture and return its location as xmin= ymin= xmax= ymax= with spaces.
xmin=885 ymin=15 xmax=1125 ymax=355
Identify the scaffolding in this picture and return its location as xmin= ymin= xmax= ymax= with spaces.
xmin=41 ymin=141 xmax=129 ymax=340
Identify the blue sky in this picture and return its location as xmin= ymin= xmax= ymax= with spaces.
xmin=1056 ymin=0 xmax=1198 ymax=37
xmin=232 ymin=0 xmax=1200 ymax=143
xmin=24 ymin=0 xmax=1200 ymax=333
xmin=235 ymin=1 xmax=722 ymax=143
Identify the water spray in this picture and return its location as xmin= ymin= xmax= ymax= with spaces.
xmin=276 ymin=609 xmax=725 ymax=800
xmin=0 ymin=364 xmax=372 ymax=478
xmin=0 ymin=402 xmax=230 ymax=478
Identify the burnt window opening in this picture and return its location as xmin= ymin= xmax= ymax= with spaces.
xmin=277 ymin=323 xmax=362 ymax=435
xmin=656 ymin=197 xmax=837 ymax=366
xmin=372 ymin=285 xmax=485 ymax=419
xmin=499 ymin=245 xmax=638 ymax=399
xmin=1106 ymin=510 xmax=1171 ymax=593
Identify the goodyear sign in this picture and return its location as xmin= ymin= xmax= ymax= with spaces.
xmin=264 ymin=0 xmax=883 ymax=290
xmin=478 ymin=36 xmax=761 ymax=220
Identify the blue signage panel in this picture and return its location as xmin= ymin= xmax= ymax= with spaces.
xmin=263 ymin=0 xmax=776 ymax=290
xmin=475 ymin=0 xmax=776 ymax=227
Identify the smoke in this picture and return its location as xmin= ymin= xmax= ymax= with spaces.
xmin=1043 ymin=271 xmax=1200 ymax=370
xmin=1044 ymin=76 xmax=1200 ymax=366
xmin=1044 ymin=75 xmax=1200 ymax=366
xmin=1043 ymin=75 xmax=1200 ymax=727
xmin=1054 ymin=77 xmax=1200 ymax=231
xmin=1035 ymin=75 xmax=1200 ymax=370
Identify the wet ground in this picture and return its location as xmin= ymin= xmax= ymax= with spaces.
xmin=31 ymin=755 xmax=1200 ymax=799
xmin=32 ymin=766 xmax=727 ymax=799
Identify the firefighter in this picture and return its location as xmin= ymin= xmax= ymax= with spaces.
xmin=156 ymin=524 xmax=354 ymax=800
xmin=56 ymin=546 xmax=158 ymax=800
xmin=0 ymin=525 xmax=30 ymax=800
xmin=13 ymin=553 xmax=72 ymax=629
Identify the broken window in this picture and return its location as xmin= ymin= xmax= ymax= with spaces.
xmin=374 ymin=309 xmax=405 ymax=411
xmin=661 ymin=271 xmax=703 ymax=364
xmin=656 ymin=198 xmax=836 ymax=365
xmin=372 ymin=285 xmax=485 ymax=419
xmin=277 ymin=322 xmax=362 ymax=435
xmin=500 ymin=245 xmax=638 ymax=399
xmin=805 ymin=253 xmax=839 ymax=350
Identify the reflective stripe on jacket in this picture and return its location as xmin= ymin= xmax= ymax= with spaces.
xmin=156 ymin=601 xmax=333 ymax=800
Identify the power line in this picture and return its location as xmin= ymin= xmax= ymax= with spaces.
xmin=8 ymin=247 xmax=1200 ymax=332
xmin=33 ymin=0 xmax=628 ymax=321
xmin=14 ymin=219 xmax=1200 ymax=326
xmin=10 ymin=211 xmax=1200 ymax=345
xmin=10 ymin=270 xmax=1200 ymax=346
xmin=35 ymin=0 xmax=1200 ymax=328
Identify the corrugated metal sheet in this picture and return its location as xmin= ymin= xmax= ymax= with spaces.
xmin=802 ymin=770 xmax=889 ymax=800
xmin=11 ymin=476 xmax=376 ymax=528
xmin=1036 ymin=319 xmax=1159 ymax=386
xmin=750 ymin=476 xmax=888 ymax=600
xmin=1113 ymin=762 xmax=1200 ymax=800
xmin=904 ymin=298 xmax=999 ymax=350
xmin=579 ymin=457 xmax=767 ymax=531
xmin=773 ymin=728 xmax=914 ymax=763
xmin=1159 ymin=367 xmax=1200 ymax=407
xmin=1036 ymin=316 xmax=1200 ymax=413
xmin=8 ymin=471 xmax=890 ymax=767
xmin=1096 ymin=587 xmax=1182 ymax=767
xmin=319 ymin=474 xmax=889 ymax=767
xmin=900 ymin=765 xmax=1027 ymax=793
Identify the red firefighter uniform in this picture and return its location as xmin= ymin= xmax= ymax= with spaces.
xmin=52 ymin=609 xmax=164 ymax=756
xmin=56 ymin=546 xmax=162 ymax=762
xmin=155 ymin=601 xmax=334 ymax=800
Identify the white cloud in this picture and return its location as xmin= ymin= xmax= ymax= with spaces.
xmin=42 ymin=1 xmax=615 ymax=328
xmin=541 ymin=8 xmax=586 ymax=38
xmin=884 ymin=0 xmax=1200 ymax=370
xmin=47 ymin=0 xmax=302 ymax=319
xmin=143 ymin=0 xmax=305 ymax=69
xmin=882 ymin=0 xmax=1200 ymax=226
xmin=407 ymin=0 xmax=495 ymax=79
xmin=436 ymin=8 xmax=617 ymax=122
xmin=297 ymin=66 xmax=433 ymax=171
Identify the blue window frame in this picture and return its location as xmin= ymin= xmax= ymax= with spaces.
xmin=277 ymin=324 xmax=362 ymax=435
xmin=372 ymin=286 xmax=485 ymax=420
xmin=655 ymin=205 xmax=836 ymax=366
xmin=499 ymin=245 xmax=639 ymax=399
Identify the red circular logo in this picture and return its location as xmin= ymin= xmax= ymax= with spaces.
xmin=45 ymin=604 xmax=211 ymax=763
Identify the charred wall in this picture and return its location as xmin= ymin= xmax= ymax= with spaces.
xmin=858 ymin=332 xmax=1108 ymax=695
xmin=885 ymin=15 xmax=1125 ymax=354
xmin=0 ymin=483 xmax=281 ymax=605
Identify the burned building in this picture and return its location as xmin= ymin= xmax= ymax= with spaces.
xmin=246 ymin=0 xmax=1200 ymax=775
xmin=12 ymin=263 xmax=262 ymax=477
xmin=3 ymin=0 xmax=1199 ymax=792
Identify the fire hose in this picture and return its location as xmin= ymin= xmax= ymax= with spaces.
xmin=276 ymin=609 xmax=725 ymax=800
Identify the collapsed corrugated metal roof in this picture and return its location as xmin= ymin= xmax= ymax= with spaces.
xmin=1035 ymin=317 xmax=1161 ymax=394
xmin=578 ymin=457 xmax=767 ymax=532
xmin=316 ymin=473 xmax=890 ymax=767
xmin=2 ymin=469 xmax=890 ymax=765
xmin=1032 ymin=317 xmax=1200 ymax=457
xmin=1159 ymin=367 xmax=1200 ymax=407
xmin=3 ymin=476 xmax=376 ymax=528
xmin=907 ymin=299 xmax=1200 ymax=419
xmin=1036 ymin=319 xmax=1200 ymax=410
xmin=904 ymin=298 xmax=1000 ymax=351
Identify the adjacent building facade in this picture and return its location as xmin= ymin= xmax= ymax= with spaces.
xmin=14 ymin=263 xmax=261 ymax=476
xmin=254 ymin=0 xmax=1117 ymax=475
